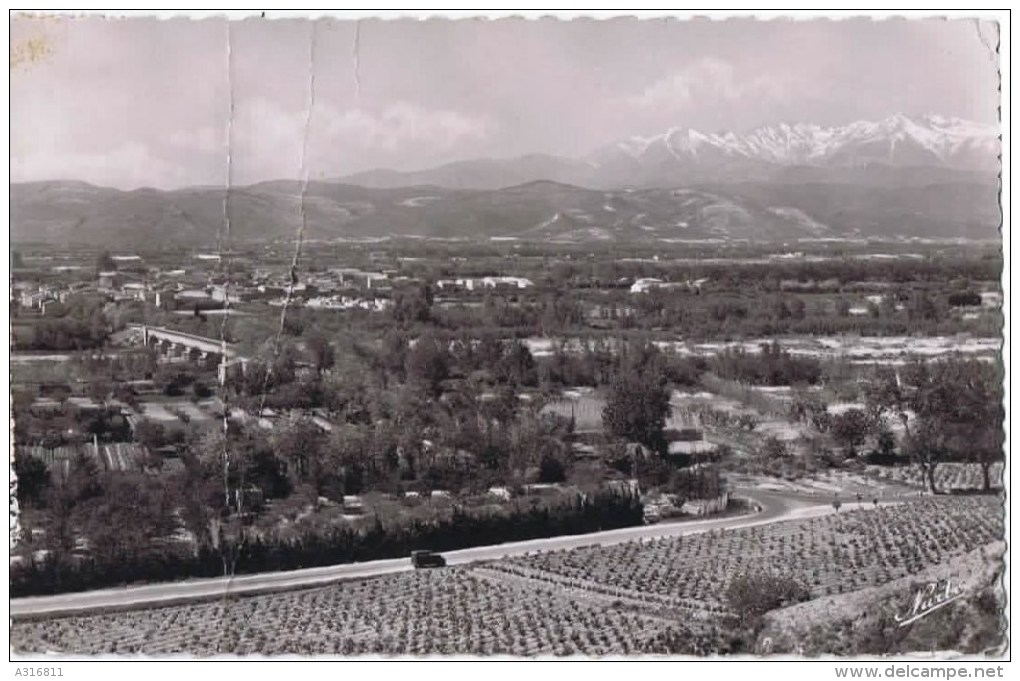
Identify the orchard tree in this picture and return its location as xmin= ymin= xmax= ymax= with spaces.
xmin=304 ymin=333 xmax=336 ymax=375
xmin=762 ymin=436 xmax=787 ymax=461
xmin=906 ymin=291 xmax=941 ymax=323
xmin=538 ymin=454 xmax=567 ymax=483
xmin=133 ymin=419 xmax=168 ymax=451
xmin=392 ymin=284 xmax=432 ymax=324
xmin=789 ymin=390 xmax=830 ymax=430
xmin=736 ymin=413 xmax=760 ymax=432
xmin=95 ymin=251 xmax=116 ymax=274
xmin=873 ymin=428 xmax=898 ymax=462
xmin=376 ymin=329 xmax=409 ymax=386
xmin=834 ymin=297 xmax=851 ymax=318
xmin=789 ymin=296 xmax=807 ymax=320
xmin=273 ymin=417 xmax=326 ymax=486
xmin=497 ymin=340 xmax=538 ymax=387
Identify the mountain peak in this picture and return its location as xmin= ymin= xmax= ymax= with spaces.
xmin=601 ymin=114 xmax=998 ymax=172
xmin=500 ymin=179 xmax=584 ymax=192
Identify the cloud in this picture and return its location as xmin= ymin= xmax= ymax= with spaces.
xmin=167 ymin=126 xmax=226 ymax=155
xmin=319 ymin=103 xmax=491 ymax=153
xmin=628 ymin=58 xmax=789 ymax=115
xmin=229 ymin=98 xmax=492 ymax=183
xmin=12 ymin=142 xmax=205 ymax=189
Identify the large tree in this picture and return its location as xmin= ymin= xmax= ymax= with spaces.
xmin=42 ymin=453 xmax=102 ymax=563
xmin=273 ymin=417 xmax=326 ymax=487
xmin=13 ymin=453 xmax=50 ymax=508
xmin=603 ymin=373 xmax=671 ymax=455
xmin=830 ymin=408 xmax=873 ymax=458
xmin=405 ymin=334 xmax=451 ymax=398
xmin=866 ymin=360 xmax=1004 ymax=493
xmin=79 ymin=474 xmax=177 ymax=564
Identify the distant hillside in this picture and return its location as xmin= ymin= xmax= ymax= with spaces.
xmin=340 ymin=154 xmax=594 ymax=192
xmin=11 ymin=175 xmax=1001 ymax=246
xmin=12 ymin=112 xmax=1001 ymax=246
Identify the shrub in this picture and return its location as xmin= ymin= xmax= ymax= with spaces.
xmin=538 ymin=455 xmax=567 ymax=483
xmin=947 ymin=290 xmax=982 ymax=307
xmin=726 ymin=572 xmax=811 ymax=624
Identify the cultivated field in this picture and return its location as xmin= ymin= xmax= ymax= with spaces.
xmin=12 ymin=570 xmax=692 ymax=657
xmin=12 ymin=495 xmax=1002 ymax=656
xmin=744 ymin=470 xmax=917 ymax=498
xmin=490 ymin=496 xmax=1001 ymax=608
xmin=541 ymin=391 xmax=606 ymax=432
xmin=664 ymin=335 xmax=1001 ymax=366
xmin=522 ymin=336 xmax=1001 ymax=366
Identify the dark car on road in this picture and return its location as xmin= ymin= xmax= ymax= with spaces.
xmin=410 ymin=550 xmax=447 ymax=569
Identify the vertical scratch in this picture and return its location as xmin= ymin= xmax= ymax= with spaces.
xmin=219 ymin=17 xmax=235 ymax=478
xmin=353 ymin=20 xmax=361 ymax=99
xmin=219 ymin=18 xmax=234 ymax=501
xmin=216 ymin=26 xmax=317 ymax=647
xmin=973 ymin=19 xmax=998 ymax=63
xmin=256 ymin=19 xmax=316 ymax=419
xmin=301 ymin=22 xmax=319 ymax=217
xmin=220 ymin=18 xmax=234 ymax=522
xmin=213 ymin=18 xmax=238 ymax=654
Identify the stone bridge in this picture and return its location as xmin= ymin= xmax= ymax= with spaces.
xmin=126 ymin=324 xmax=246 ymax=382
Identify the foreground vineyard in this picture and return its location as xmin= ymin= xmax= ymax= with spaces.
xmin=491 ymin=496 xmax=1003 ymax=609
xmin=12 ymin=571 xmax=698 ymax=656
xmin=12 ymin=496 xmax=1003 ymax=656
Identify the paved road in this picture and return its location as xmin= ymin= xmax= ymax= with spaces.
xmin=9 ymin=489 xmax=878 ymax=620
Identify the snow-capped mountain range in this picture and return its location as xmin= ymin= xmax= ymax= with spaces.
xmin=338 ymin=114 xmax=998 ymax=191
xmin=602 ymin=114 xmax=998 ymax=172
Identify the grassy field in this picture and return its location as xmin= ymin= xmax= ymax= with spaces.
xmin=11 ymin=495 xmax=1003 ymax=656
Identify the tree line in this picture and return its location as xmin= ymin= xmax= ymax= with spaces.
xmin=10 ymin=488 xmax=641 ymax=597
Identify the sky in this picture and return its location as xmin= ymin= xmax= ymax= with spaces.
xmin=10 ymin=15 xmax=1001 ymax=189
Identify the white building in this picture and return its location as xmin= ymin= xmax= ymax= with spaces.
xmin=437 ymin=276 xmax=533 ymax=291
xmin=630 ymin=278 xmax=705 ymax=294
xmin=630 ymin=278 xmax=664 ymax=294
xmin=482 ymin=276 xmax=533 ymax=289
xmin=305 ymin=296 xmax=391 ymax=312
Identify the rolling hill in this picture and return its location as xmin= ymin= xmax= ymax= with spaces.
xmin=11 ymin=174 xmax=1001 ymax=246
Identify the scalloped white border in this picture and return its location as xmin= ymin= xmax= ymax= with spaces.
xmin=4 ymin=6 xmax=1010 ymax=669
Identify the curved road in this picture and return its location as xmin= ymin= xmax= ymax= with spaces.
xmin=9 ymin=489 xmax=883 ymax=620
